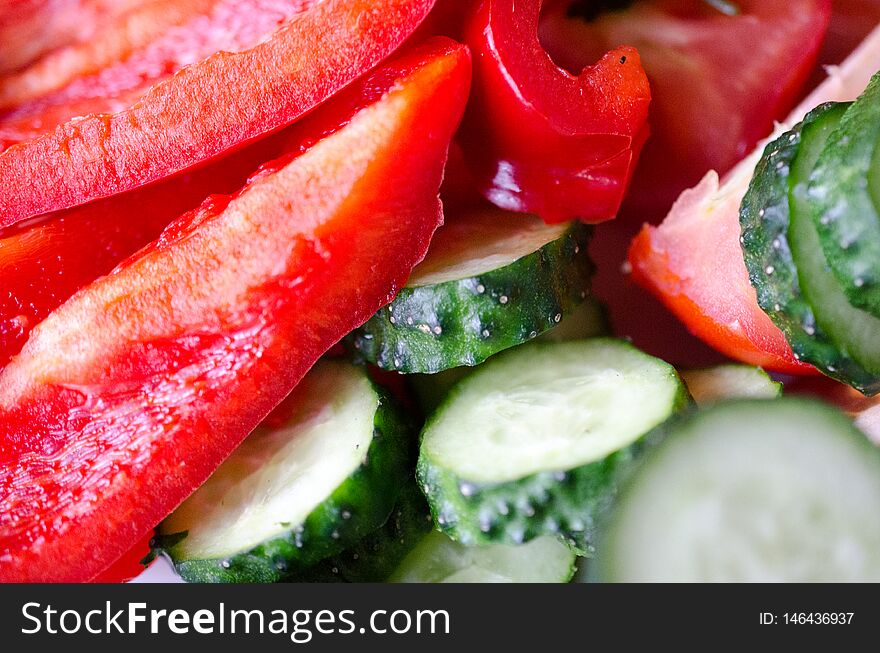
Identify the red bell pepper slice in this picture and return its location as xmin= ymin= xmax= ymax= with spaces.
xmin=0 ymin=0 xmax=145 ymax=76
xmin=0 ymin=37 xmax=471 ymax=583
xmin=0 ymin=0 xmax=437 ymax=228
xmin=0 ymin=134 xmax=288 ymax=370
xmin=0 ymin=1 xmax=309 ymax=146
xmin=539 ymin=0 xmax=831 ymax=218
xmin=89 ymin=530 xmax=155 ymax=584
xmin=456 ymin=0 xmax=651 ymax=224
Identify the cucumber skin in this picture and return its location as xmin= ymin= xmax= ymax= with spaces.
xmin=810 ymin=75 xmax=880 ymax=317
xmin=348 ymin=223 xmax=593 ymax=374
xmin=290 ymin=481 xmax=433 ymax=583
xmin=417 ymin=385 xmax=690 ymax=554
xmin=156 ymin=387 xmax=415 ymax=584
xmin=594 ymin=398 xmax=880 ymax=582
xmin=409 ymin=298 xmax=612 ymax=415
xmin=740 ymin=103 xmax=880 ymax=393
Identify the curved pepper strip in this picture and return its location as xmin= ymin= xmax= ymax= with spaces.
xmin=0 ymin=0 xmax=145 ymax=76
xmin=0 ymin=38 xmax=471 ymax=583
xmin=0 ymin=133 xmax=290 ymax=370
xmin=457 ymin=0 xmax=651 ymax=224
xmin=0 ymin=0 xmax=437 ymax=228
xmin=0 ymin=1 xmax=305 ymax=144
xmin=628 ymin=24 xmax=880 ymax=375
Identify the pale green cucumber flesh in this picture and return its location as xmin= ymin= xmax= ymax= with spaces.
xmin=680 ymin=365 xmax=781 ymax=405
xmin=409 ymin=297 xmax=611 ymax=415
xmin=790 ymin=106 xmax=880 ymax=393
xmin=156 ymin=360 xmax=412 ymax=583
xmin=417 ymin=339 xmax=688 ymax=552
xmin=598 ymin=399 xmax=880 ymax=582
xmin=810 ymin=72 xmax=880 ymax=316
xmin=349 ymin=214 xmax=593 ymax=374
xmin=389 ymin=531 xmax=576 ymax=583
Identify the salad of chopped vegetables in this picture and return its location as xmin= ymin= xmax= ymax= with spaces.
xmin=2 ymin=0 xmax=880 ymax=584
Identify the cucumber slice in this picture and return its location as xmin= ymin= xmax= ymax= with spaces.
xmin=349 ymin=209 xmax=593 ymax=373
xmin=739 ymin=102 xmax=878 ymax=391
xmin=597 ymin=399 xmax=880 ymax=582
xmin=810 ymin=73 xmax=880 ymax=316
xmin=155 ymin=360 xmax=412 ymax=583
xmin=790 ymin=105 xmax=880 ymax=394
xmin=680 ymin=365 xmax=781 ymax=405
xmin=409 ymin=298 xmax=611 ymax=414
xmin=417 ymin=339 xmax=688 ymax=552
xmin=293 ymin=481 xmax=433 ymax=583
xmin=388 ymin=531 xmax=576 ymax=583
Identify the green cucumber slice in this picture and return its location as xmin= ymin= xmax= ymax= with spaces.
xmin=349 ymin=209 xmax=593 ymax=373
xmin=388 ymin=532 xmax=576 ymax=583
xmin=680 ymin=365 xmax=781 ymax=405
xmin=809 ymin=72 xmax=880 ymax=316
xmin=739 ymin=102 xmax=879 ymax=391
xmin=790 ymin=105 xmax=880 ymax=394
xmin=291 ymin=481 xmax=433 ymax=583
xmin=417 ymin=339 xmax=688 ymax=553
xmin=409 ymin=298 xmax=611 ymax=414
xmin=155 ymin=360 xmax=412 ymax=583
xmin=597 ymin=399 xmax=880 ymax=582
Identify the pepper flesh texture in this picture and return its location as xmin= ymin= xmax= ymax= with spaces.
xmin=0 ymin=0 xmax=318 ymax=147
xmin=457 ymin=0 xmax=651 ymax=224
xmin=628 ymin=24 xmax=880 ymax=374
xmin=0 ymin=134 xmax=287 ymax=370
xmin=0 ymin=38 xmax=471 ymax=583
xmin=0 ymin=0 xmax=437 ymax=228
xmin=539 ymin=0 xmax=831 ymax=218
xmin=0 ymin=0 xmax=147 ymax=76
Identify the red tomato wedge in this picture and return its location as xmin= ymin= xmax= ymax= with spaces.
xmin=0 ymin=38 xmax=471 ymax=583
xmin=539 ymin=0 xmax=831 ymax=218
xmin=628 ymin=24 xmax=880 ymax=374
xmin=0 ymin=0 xmax=437 ymax=228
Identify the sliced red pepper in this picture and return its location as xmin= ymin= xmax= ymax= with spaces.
xmin=0 ymin=1 xmax=306 ymax=146
xmin=89 ymin=530 xmax=154 ymax=584
xmin=0 ymin=134 xmax=287 ymax=369
xmin=0 ymin=0 xmax=437 ymax=228
xmin=0 ymin=37 xmax=471 ymax=583
xmin=0 ymin=0 xmax=146 ymax=76
xmin=457 ymin=0 xmax=651 ymax=223
xmin=539 ymin=0 xmax=831 ymax=219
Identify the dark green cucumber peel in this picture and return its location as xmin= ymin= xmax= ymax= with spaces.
xmin=415 ymin=340 xmax=691 ymax=554
xmin=739 ymin=102 xmax=880 ymax=392
xmin=809 ymin=73 xmax=880 ymax=317
xmin=289 ymin=482 xmax=433 ymax=583
xmin=348 ymin=222 xmax=593 ymax=374
xmin=417 ymin=432 xmax=669 ymax=555
xmin=153 ymin=382 xmax=414 ymax=583
xmin=409 ymin=297 xmax=612 ymax=415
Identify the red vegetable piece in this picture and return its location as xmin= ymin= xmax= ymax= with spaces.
xmin=0 ymin=134 xmax=287 ymax=369
xmin=457 ymin=0 xmax=651 ymax=224
xmin=89 ymin=530 xmax=155 ymax=583
xmin=0 ymin=0 xmax=437 ymax=228
xmin=539 ymin=0 xmax=831 ymax=218
xmin=626 ymin=22 xmax=880 ymax=375
xmin=627 ymin=174 xmax=811 ymax=374
xmin=0 ymin=37 xmax=471 ymax=583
